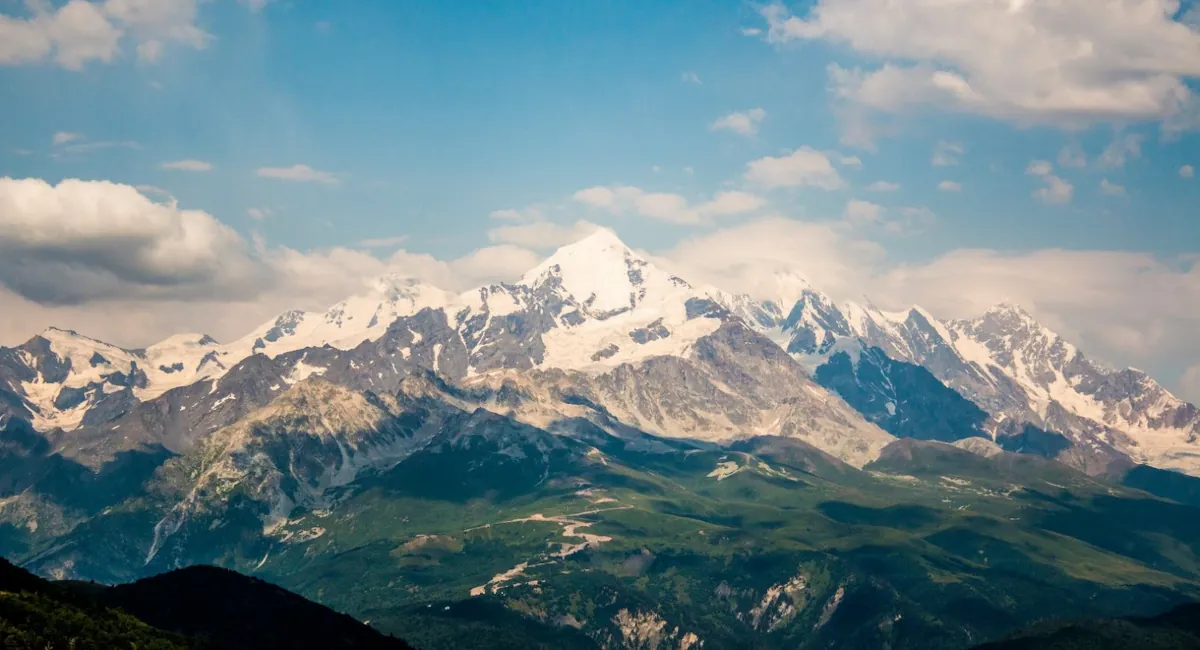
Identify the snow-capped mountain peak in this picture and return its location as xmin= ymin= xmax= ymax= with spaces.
xmin=519 ymin=227 xmax=690 ymax=316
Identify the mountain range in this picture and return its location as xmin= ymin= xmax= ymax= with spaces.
xmin=2 ymin=228 xmax=1200 ymax=649
xmin=3 ymin=228 xmax=1195 ymax=476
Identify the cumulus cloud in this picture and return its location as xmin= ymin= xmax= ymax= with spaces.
xmin=256 ymin=164 xmax=340 ymax=186
xmin=710 ymin=108 xmax=767 ymax=136
xmin=754 ymin=1 xmax=1200 ymax=137
xmin=0 ymin=0 xmax=212 ymax=70
xmin=866 ymin=180 xmax=899 ymax=192
xmin=681 ymin=71 xmax=702 ymax=85
xmin=246 ymin=207 xmax=271 ymax=220
xmin=0 ymin=177 xmax=265 ymax=305
xmin=1026 ymin=161 xmax=1074 ymax=205
xmin=1183 ymin=165 xmax=1196 ymax=179
xmin=843 ymin=199 xmax=883 ymax=226
xmin=744 ymin=147 xmax=846 ymax=189
xmin=161 ymin=159 xmax=212 ymax=172
xmin=571 ymin=186 xmax=766 ymax=225
xmin=937 ymin=180 xmax=961 ymax=192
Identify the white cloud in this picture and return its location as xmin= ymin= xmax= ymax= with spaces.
xmin=836 ymin=154 xmax=863 ymax=167
xmin=0 ymin=0 xmax=212 ymax=70
xmin=52 ymin=131 xmax=82 ymax=145
xmin=842 ymin=199 xmax=934 ymax=233
xmin=681 ymin=71 xmax=702 ymax=85
xmin=843 ymin=199 xmax=883 ymax=226
xmin=683 ymin=166 xmax=695 ymax=175
xmin=653 ymin=217 xmax=885 ymax=302
xmin=487 ymin=220 xmax=601 ymax=250
xmin=358 ymin=236 xmax=409 ymax=249
xmin=53 ymin=139 xmax=140 ymax=157
xmin=1026 ymin=160 xmax=1074 ymax=204
xmin=1183 ymin=165 xmax=1196 ymax=179
xmin=931 ymin=141 xmax=963 ymax=167
xmin=0 ymin=177 xmax=264 ymax=305
xmin=744 ymin=147 xmax=846 ymax=190
xmin=741 ymin=27 xmax=763 ymax=36
xmin=1099 ymin=178 xmax=1127 ymax=197
xmin=1097 ymin=133 xmax=1144 ymax=169
xmin=382 ymin=245 xmax=540 ymax=294
xmin=1057 ymin=144 xmax=1088 ymax=169
xmin=866 ymin=180 xmax=899 ymax=192
xmin=246 ymin=208 xmax=272 ymax=220
xmin=710 ymin=108 xmax=767 ymax=136
xmin=135 ymin=184 xmax=171 ymax=198
xmin=571 ymin=186 xmax=766 ymax=225
xmin=754 ymin=1 xmax=1200 ymax=136
xmin=256 ymin=164 xmax=340 ymax=186
xmin=937 ymin=180 xmax=961 ymax=192
xmin=161 ymin=159 xmax=212 ymax=172
xmin=702 ymin=190 xmax=767 ymax=216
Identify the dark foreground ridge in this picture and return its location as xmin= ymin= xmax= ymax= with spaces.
xmin=972 ymin=602 xmax=1200 ymax=649
xmin=0 ymin=558 xmax=416 ymax=649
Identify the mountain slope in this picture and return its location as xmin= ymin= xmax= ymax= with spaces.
xmin=0 ymin=557 xmax=194 ymax=650
xmin=100 ymin=565 xmax=417 ymax=650
xmin=0 ymin=557 xmax=416 ymax=650
xmin=971 ymin=602 xmax=1200 ymax=650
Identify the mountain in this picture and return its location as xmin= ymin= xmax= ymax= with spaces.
xmin=970 ymin=601 xmax=1200 ymax=650
xmin=0 ymin=556 xmax=416 ymax=649
xmin=0 ymin=229 xmax=892 ymax=470
xmin=740 ymin=282 xmax=1200 ymax=476
xmin=4 ymin=228 xmax=1200 ymax=648
xmin=97 ymin=565 xmax=417 ymax=650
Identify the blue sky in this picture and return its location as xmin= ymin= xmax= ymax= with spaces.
xmin=1 ymin=0 xmax=1199 ymax=399
xmin=4 ymin=0 xmax=1196 ymax=257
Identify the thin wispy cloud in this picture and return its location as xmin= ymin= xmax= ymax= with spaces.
xmin=256 ymin=164 xmax=340 ymax=186
xmin=161 ymin=160 xmax=213 ymax=172
xmin=358 ymin=235 xmax=409 ymax=248
xmin=932 ymin=141 xmax=964 ymax=167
